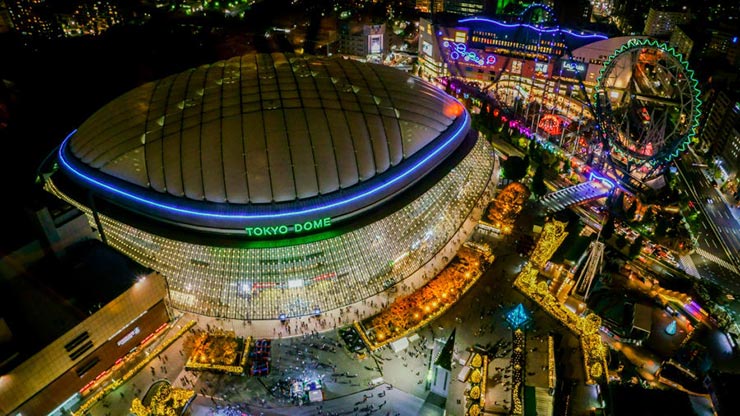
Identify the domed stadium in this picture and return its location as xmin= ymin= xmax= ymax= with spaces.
xmin=44 ymin=53 xmax=496 ymax=319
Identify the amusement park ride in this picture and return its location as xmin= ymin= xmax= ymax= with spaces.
xmin=434 ymin=3 xmax=702 ymax=195
xmin=593 ymin=38 xmax=702 ymax=189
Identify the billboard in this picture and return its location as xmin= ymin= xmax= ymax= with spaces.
xmin=534 ymin=62 xmax=549 ymax=77
xmin=369 ymin=34 xmax=383 ymax=55
xmin=559 ymin=60 xmax=586 ymax=79
xmin=511 ymin=60 xmax=522 ymax=74
xmin=422 ymin=41 xmax=433 ymax=57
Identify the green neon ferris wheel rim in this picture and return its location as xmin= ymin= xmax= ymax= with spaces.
xmin=594 ymin=38 xmax=702 ymax=166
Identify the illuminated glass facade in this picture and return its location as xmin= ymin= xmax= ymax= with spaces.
xmin=47 ymin=138 xmax=495 ymax=320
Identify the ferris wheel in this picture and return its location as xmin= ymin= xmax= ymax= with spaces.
xmin=594 ymin=39 xmax=701 ymax=179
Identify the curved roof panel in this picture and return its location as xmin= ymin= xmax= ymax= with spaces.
xmin=58 ymin=53 xmax=470 ymax=231
xmin=68 ymin=53 xmax=462 ymax=204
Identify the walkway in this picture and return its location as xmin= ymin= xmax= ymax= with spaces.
xmin=539 ymin=180 xmax=612 ymax=214
xmin=679 ymin=253 xmax=701 ymax=279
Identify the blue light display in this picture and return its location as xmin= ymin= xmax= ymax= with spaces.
xmin=458 ymin=17 xmax=608 ymax=40
xmin=506 ymin=303 xmax=532 ymax=329
xmin=588 ymin=172 xmax=615 ymax=189
xmin=57 ymin=111 xmax=470 ymax=221
xmin=443 ymin=40 xmax=496 ymax=66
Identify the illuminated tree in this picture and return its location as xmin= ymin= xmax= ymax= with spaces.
xmin=487 ymin=182 xmax=530 ymax=228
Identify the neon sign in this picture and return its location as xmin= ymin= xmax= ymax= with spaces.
xmin=588 ymin=172 xmax=615 ymax=189
xmin=561 ymin=61 xmax=585 ymax=73
xmin=538 ymin=114 xmax=567 ymax=136
xmin=117 ymin=327 xmax=140 ymax=347
xmin=244 ymin=217 xmax=332 ymax=237
xmin=535 ymin=62 xmax=548 ymax=76
xmin=443 ymin=41 xmax=496 ymax=66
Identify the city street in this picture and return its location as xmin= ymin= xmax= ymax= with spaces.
xmin=674 ymin=153 xmax=740 ymax=295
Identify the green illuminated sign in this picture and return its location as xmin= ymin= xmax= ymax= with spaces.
xmin=245 ymin=217 xmax=332 ymax=237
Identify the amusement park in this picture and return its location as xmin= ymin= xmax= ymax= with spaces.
xmin=2 ymin=1 xmax=740 ymax=416
xmin=420 ymin=3 xmax=702 ymax=195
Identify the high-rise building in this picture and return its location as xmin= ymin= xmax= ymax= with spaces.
xmin=701 ymin=89 xmax=740 ymax=176
xmin=443 ymin=0 xmax=488 ymax=16
xmin=643 ymin=7 xmax=692 ymax=38
xmin=6 ymin=0 xmax=63 ymax=39
xmin=417 ymin=14 xmax=611 ymax=87
xmin=337 ymin=22 xmax=388 ymax=59
xmin=58 ymin=0 xmax=123 ymax=37
xmin=669 ymin=25 xmax=694 ymax=59
xmin=417 ymin=17 xmax=448 ymax=80
xmin=0 ymin=241 xmax=168 ymax=416
xmin=416 ymin=0 xmax=444 ymax=14
xmin=0 ymin=0 xmax=13 ymax=33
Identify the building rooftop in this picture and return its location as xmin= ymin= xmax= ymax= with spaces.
xmin=57 ymin=52 xmax=469 ymax=230
xmin=0 ymin=239 xmax=146 ymax=374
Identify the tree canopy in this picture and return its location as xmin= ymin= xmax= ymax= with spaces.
xmin=601 ymin=215 xmax=615 ymax=240
xmin=531 ymin=164 xmax=548 ymax=197
xmin=502 ymin=156 xmax=529 ymax=181
xmin=487 ymin=182 xmax=530 ymax=227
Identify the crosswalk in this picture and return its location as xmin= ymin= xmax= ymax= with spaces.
xmin=679 ymin=254 xmax=701 ymax=279
xmin=695 ymin=248 xmax=739 ymax=274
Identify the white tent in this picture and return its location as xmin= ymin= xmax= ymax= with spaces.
xmin=390 ymin=337 xmax=409 ymax=353
xmin=308 ymin=389 xmax=323 ymax=402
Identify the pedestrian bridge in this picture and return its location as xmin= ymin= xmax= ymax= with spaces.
xmin=540 ymin=175 xmax=614 ymax=214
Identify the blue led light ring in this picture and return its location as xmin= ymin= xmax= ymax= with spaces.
xmin=596 ymin=38 xmax=701 ymax=165
xmin=458 ymin=17 xmax=608 ymax=40
xmin=58 ymin=110 xmax=471 ymax=223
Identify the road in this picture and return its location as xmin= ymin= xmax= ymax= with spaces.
xmin=674 ymin=152 xmax=740 ymax=295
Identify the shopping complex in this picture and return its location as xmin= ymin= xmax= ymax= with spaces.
xmin=418 ymin=14 xmax=639 ymax=107
xmin=43 ymin=52 xmax=497 ymax=321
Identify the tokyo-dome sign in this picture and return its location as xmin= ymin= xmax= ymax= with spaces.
xmin=244 ymin=217 xmax=332 ymax=237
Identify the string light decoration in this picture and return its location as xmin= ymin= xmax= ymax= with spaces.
xmin=511 ymin=329 xmax=525 ymax=415
xmin=355 ymin=247 xmax=490 ymax=351
xmin=548 ymin=335 xmax=556 ymax=390
xmin=185 ymin=330 xmax=247 ymax=375
xmin=45 ymin=139 xmax=495 ymax=320
xmin=528 ymin=219 xmax=568 ymax=268
xmin=513 ymin=220 xmax=608 ymax=384
xmin=466 ymin=353 xmax=488 ymax=415
xmin=72 ymin=321 xmax=196 ymax=416
xmin=130 ymin=381 xmax=195 ymax=416
xmin=487 ymin=182 xmax=530 ymax=233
